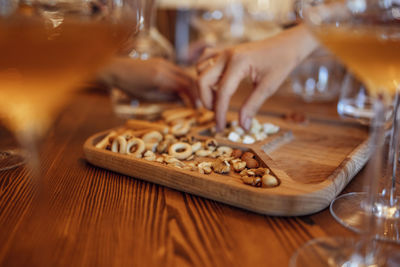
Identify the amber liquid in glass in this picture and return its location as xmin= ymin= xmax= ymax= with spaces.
xmin=313 ymin=25 xmax=400 ymax=96
xmin=0 ymin=16 xmax=130 ymax=136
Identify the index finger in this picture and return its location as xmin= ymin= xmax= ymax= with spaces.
xmin=214 ymin=62 xmax=246 ymax=132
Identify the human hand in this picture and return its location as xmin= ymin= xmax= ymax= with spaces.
xmin=196 ymin=25 xmax=318 ymax=131
xmin=100 ymin=57 xmax=197 ymax=105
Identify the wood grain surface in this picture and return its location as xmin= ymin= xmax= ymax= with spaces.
xmin=0 ymin=90 xmax=398 ymax=267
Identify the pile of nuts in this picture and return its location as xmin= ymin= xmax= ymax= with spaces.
xmin=96 ymin=128 xmax=279 ymax=188
xmin=216 ymin=118 xmax=280 ymax=144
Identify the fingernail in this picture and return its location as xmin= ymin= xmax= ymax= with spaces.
xmin=243 ymin=117 xmax=251 ymax=131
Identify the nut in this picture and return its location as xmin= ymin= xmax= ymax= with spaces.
xmin=262 ymin=174 xmax=279 ymax=187
xmin=165 ymin=157 xmax=185 ymax=168
xmin=198 ymin=162 xmax=212 ymax=174
xmin=241 ymin=152 xmax=255 ymax=161
xmin=186 ymin=155 xmax=195 ymax=161
xmin=254 ymin=168 xmax=267 ymax=176
xmin=242 ymin=135 xmax=255 ymax=144
xmin=144 ymin=150 xmax=156 ymax=161
xmin=244 ymin=158 xmax=259 ymax=169
xmin=227 ymin=131 xmax=241 ymax=142
xmin=246 ymin=170 xmax=256 ymax=176
xmin=155 ymin=157 xmax=164 ymax=163
xmin=212 ymin=159 xmax=230 ymax=174
xmin=232 ymin=160 xmax=246 ymax=172
xmin=241 ymin=176 xmax=262 ymax=187
xmin=205 ymin=138 xmax=218 ymax=151
xmin=231 ymin=149 xmax=243 ymax=158
xmin=217 ymin=146 xmax=233 ymax=157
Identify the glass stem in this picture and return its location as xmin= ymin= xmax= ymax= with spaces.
xmin=355 ymin=98 xmax=386 ymax=263
xmin=387 ymin=92 xmax=400 ymax=207
xmin=139 ymin=0 xmax=156 ymax=34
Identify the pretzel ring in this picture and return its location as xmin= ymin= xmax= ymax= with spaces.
xmin=217 ymin=146 xmax=233 ymax=157
xmin=111 ymin=136 xmax=127 ymax=154
xmin=169 ymin=142 xmax=193 ymax=160
xmin=171 ymin=121 xmax=191 ymax=137
xmin=142 ymin=131 xmax=163 ymax=144
xmin=126 ymin=138 xmax=145 ymax=158
xmin=191 ymin=142 xmax=202 ymax=153
xmin=96 ymin=131 xmax=117 ymax=149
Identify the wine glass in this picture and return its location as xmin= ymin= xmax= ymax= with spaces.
xmin=0 ymin=1 xmax=138 ymax=174
xmin=111 ymin=0 xmax=176 ymax=120
xmin=291 ymin=0 xmax=400 ymax=265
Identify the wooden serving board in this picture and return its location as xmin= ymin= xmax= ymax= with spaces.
xmin=83 ymin=113 xmax=370 ymax=216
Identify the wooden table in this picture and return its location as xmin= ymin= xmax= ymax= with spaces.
xmin=0 ymin=88 xmax=396 ymax=267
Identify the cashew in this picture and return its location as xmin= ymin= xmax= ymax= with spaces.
xmin=205 ymin=138 xmax=218 ymax=151
xmin=195 ymin=149 xmax=212 ymax=157
xmin=198 ymin=161 xmax=212 ymax=168
xmin=250 ymin=118 xmax=262 ymax=135
xmin=263 ymin=123 xmax=280 ymax=134
xmin=96 ymin=131 xmax=117 ymax=149
xmin=240 ymin=169 xmax=256 ymax=177
xmin=227 ymin=131 xmax=241 ymax=142
xmin=111 ymin=136 xmax=127 ymax=154
xmin=144 ymin=150 xmax=156 ymax=161
xmin=198 ymin=166 xmax=212 ymax=174
xmin=191 ymin=142 xmax=202 ymax=153
xmin=171 ymin=121 xmax=191 ymax=137
xmin=126 ymin=138 xmax=145 ymax=158
xmin=169 ymin=142 xmax=193 ymax=160
xmin=212 ymin=159 xmax=230 ymax=174
xmin=254 ymin=132 xmax=267 ymax=141
xmin=142 ymin=131 xmax=163 ymax=144
xmin=198 ymin=162 xmax=212 ymax=174
xmin=241 ymin=176 xmax=262 ymax=187
xmin=155 ymin=157 xmax=164 ymax=163
xmin=262 ymin=174 xmax=279 ymax=187
xmin=217 ymin=146 xmax=233 ymax=157
xmin=242 ymin=135 xmax=255 ymax=144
